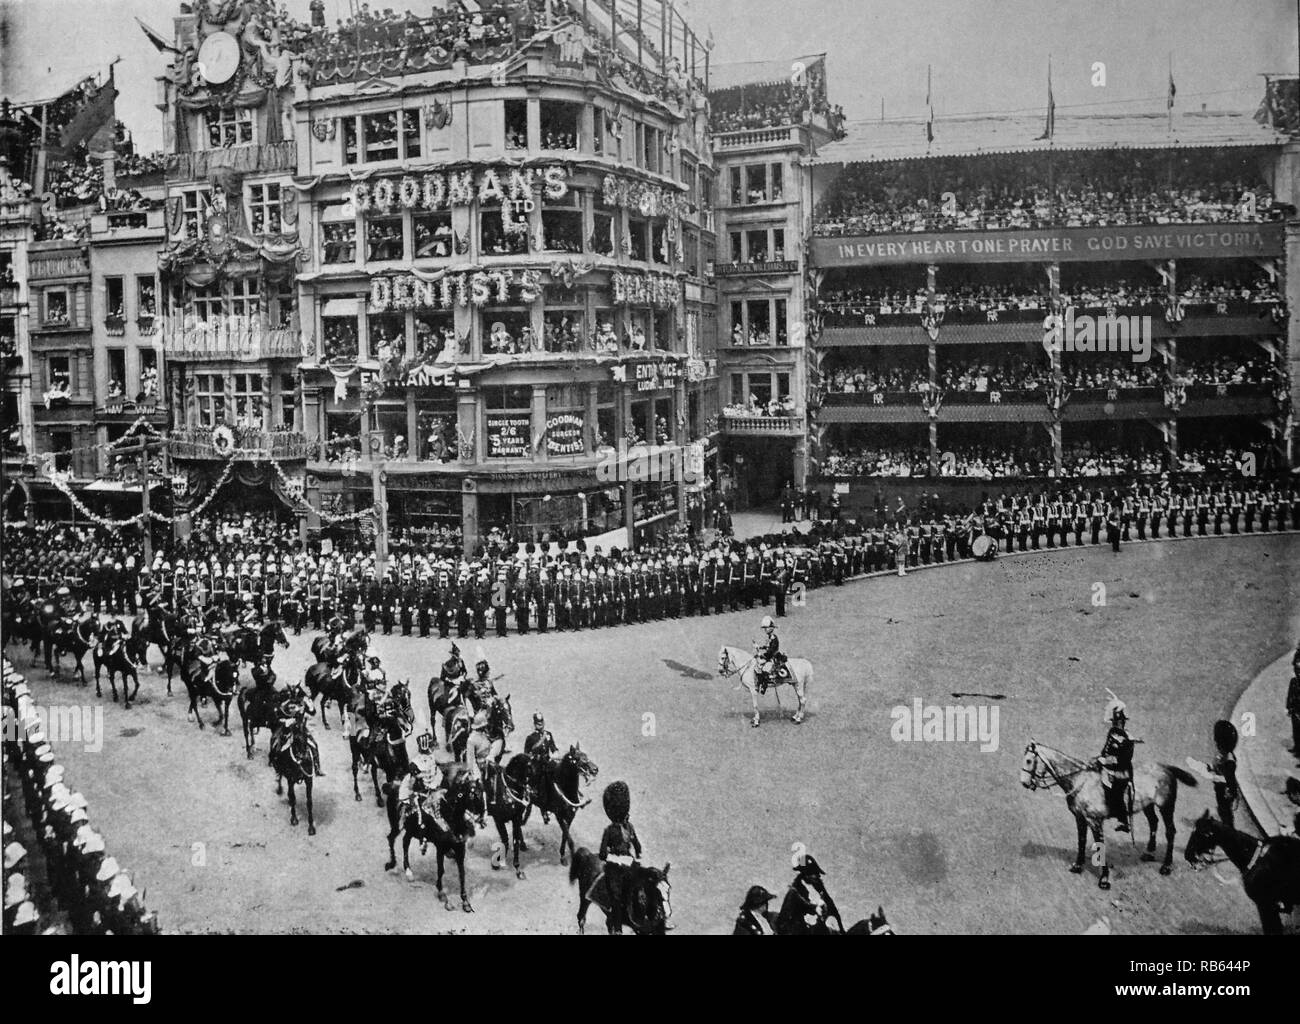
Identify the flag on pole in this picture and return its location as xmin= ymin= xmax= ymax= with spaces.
xmin=926 ymin=65 xmax=934 ymax=144
xmin=1036 ymin=57 xmax=1055 ymax=140
xmin=1167 ymin=70 xmax=1176 ymax=109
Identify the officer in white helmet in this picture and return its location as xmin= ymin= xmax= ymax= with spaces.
xmin=1096 ymin=693 xmax=1135 ymax=833
xmin=753 ymin=615 xmax=782 ymax=693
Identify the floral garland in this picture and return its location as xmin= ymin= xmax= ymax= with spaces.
xmin=601 ymin=174 xmax=687 ymax=219
xmin=268 ymin=457 xmax=378 ymax=524
xmin=42 ymin=455 xmax=236 ymax=528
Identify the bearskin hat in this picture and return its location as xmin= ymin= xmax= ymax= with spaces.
xmin=1213 ymin=719 xmax=1238 ymax=753
xmin=602 ymin=780 xmax=630 ymax=823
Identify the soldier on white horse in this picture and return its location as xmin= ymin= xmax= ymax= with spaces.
xmin=718 ymin=624 xmax=813 ymax=728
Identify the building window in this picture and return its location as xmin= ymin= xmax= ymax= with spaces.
xmin=106 ymin=349 xmax=126 ymax=398
xmin=321 ymin=203 xmax=357 ymax=263
xmin=650 ymin=221 xmax=668 ymax=265
xmin=592 ymin=198 xmax=616 ymax=257
xmin=138 ymin=349 xmax=158 ymax=399
xmin=480 ymin=201 xmax=528 ymax=256
xmin=362 ymin=112 xmax=400 ymax=162
xmin=729 ymin=231 xmax=743 ymax=263
xmin=413 ymin=211 xmax=453 ymax=258
xmin=44 ymin=289 xmax=69 ymax=325
xmin=231 ymin=373 xmax=263 ymax=427
xmin=279 ymin=373 xmax=296 ymax=429
xmin=322 ymin=315 xmax=359 ymax=361
xmin=746 ymin=299 xmax=772 ymax=345
xmin=248 ymin=182 xmax=282 ymax=235
xmin=190 ymin=282 xmax=223 ymax=323
xmin=230 ymin=278 xmax=258 ymax=321
xmin=104 ymin=277 xmax=124 ymax=320
xmin=196 ymin=373 xmax=226 ymax=427
xmin=540 ymin=189 xmax=584 ymax=254
xmin=401 ymin=110 xmax=421 ymax=159
xmin=367 ymin=312 xmax=404 ymax=360
xmin=343 ymin=117 xmax=359 ymax=164
xmin=745 ymin=229 xmax=768 ymax=263
xmin=415 ymin=310 xmax=456 ymax=361
xmin=366 ymin=215 xmax=404 ymax=262
xmin=774 ymin=298 xmax=788 ymax=345
xmin=205 ymin=108 xmax=253 ymax=148
xmin=592 ymin=108 xmax=605 ymax=155
xmin=136 ymin=276 xmax=157 ymax=320
xmin=52 ymin=431 xmax=73 ymax=472
xmin=484 ymin=385 xmax=532 ymax=411
xmin=48 ymin=354 xmax=71 ymax=393
xmin=272 ymin=282 xmax=296 ymax=330
xmin=540 ymin=100 xmax=580 ymax=150
xmin=504 ymin=100 xmax=528 ymax=150
xmin=180 ymin=188 xmax=210 ymax=240
xmin=628 ymin=217 xmax=647 ymax=262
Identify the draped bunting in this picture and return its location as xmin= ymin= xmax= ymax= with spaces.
xmin=291 ymin=175 xmax=324 ymax=193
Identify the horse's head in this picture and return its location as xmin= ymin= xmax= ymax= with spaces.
xmin=448 ymin=770 xmax=487 ymax=832
xmin=629 ymin=863 xmax=672 ymax=934
xmin=867 ymin=906 xmax=894 ymax=935
xmin=1020 ymin=741 xmax=1049 ymax=790
xmin=1184 ymin=809 xmax=1223 ymax=865
xmin=565 ymin=742 xmax=599 ymax=784
xmin=492 ymin=693 xmax=514 ymax=736
xmin=717 ymin=647 xmax=732 ymax=675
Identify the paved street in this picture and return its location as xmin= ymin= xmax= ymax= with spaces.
xmin=14 ymin=533 xmax=1299 ymax=934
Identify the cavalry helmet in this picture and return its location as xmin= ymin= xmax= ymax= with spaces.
xmin=533 ymin=713 xmax=544 ymax=728
xmin=1104 ymin=698 xmax=1127 ymax=724
xmin=602 ymin=780 xmax=631 ymax=824
xmin=1213 ymin=719 xmax=1238 ymax=754
xmin=761 ymin=616 xmax=775 ymax=629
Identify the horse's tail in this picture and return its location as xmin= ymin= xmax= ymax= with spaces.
xmin=569 ymin=847 xmax=592 ymax=887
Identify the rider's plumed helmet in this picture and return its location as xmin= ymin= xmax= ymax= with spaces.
xmin=602 ymin=780 xmax=631 ymax=824
xmin=1104 ymin=698 xmax=1127 ymax=725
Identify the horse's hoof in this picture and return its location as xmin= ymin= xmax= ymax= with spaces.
xmin=375 ymin=798 xmax=383 ymax=808
xmin=384 ymin=860 xmax=396 ymax=872
xmin=560 ymin=854 xmax=568 ymax=866
xmin=750 ymin=719 xmax=760 ymax=728
xmin=355 ymin=793 xmax=363 ymax=802
xmin=462 ymin=900 xmax=474 ymax=913
xmin=1140 ymin=852 xmax=1155 ymax=863
xmin=308 ymin=826 xmax=317 ymax=836
xmin=1098 ymin=878 xmax=1111 ymax=891
xmin=404 ymin=869 xmax=414 ymax=880
xmin=1159 ymin=864 xmax=1172 ymax=876
xmin=290 ymin=816 xmax=299 ymax=827
xmin=1069 ymin=863 xmax=1083 ymax=874
xmin=518 ymin=841 xmax=529 ymax=852
xmin=516 ymin=870 xmax=526 ymax=880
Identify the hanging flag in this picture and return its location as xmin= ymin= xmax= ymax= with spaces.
xmin=1036 ymin=59 xmax=1055 ymax=140
xmin=926 ymin=65 xmax=934 ymax=144
xmin=1167 ymin=71 xmax=1176 ymax=110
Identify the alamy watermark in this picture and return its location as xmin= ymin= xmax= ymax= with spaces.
xmin=890 ymin=698 xmax=999 ymax=752
xmin=3 ymin=703 xmax=104 ymax=753
xmin=1042 ymin=306 xmax=1152 ymax=363
xmin=595 ymin=443 xmax=703 ymax=485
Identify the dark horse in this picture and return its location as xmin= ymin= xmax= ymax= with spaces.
xmin=1185 ymin=810 xmax=1300 ymax=935
xmin=384 ymin=765 xmax=485 ymax=912
xmin=530 ymin=744 xmax=598 ymax=865
xmin=569 ymin=848 xmax=671 ymax=934
xmin=93 ymin=634 xmax=141 ymax=707
xmin=180 ymin=654 xmax=240 ymax=735
xmin=49 ymin=618 xmax=97 ymax=684
xmin=271 ymin=707 xmax=317 ymax=835
xmin=488 ymin=753 xmax=536 ymax=880
xmin=350 ymin=681 xmax=414 ymax=805
xmin=225 ymin=620 xmax=289 ymax=667
xmin=304 ymin=660 xmax=353 ymax=729
xmin=130 ymin=605 xmax=178 ymax=671
xmin=237 ymin=683 xmax=283 ymax=759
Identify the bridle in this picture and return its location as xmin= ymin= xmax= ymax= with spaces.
xmin=718 ymin=648 xmax=755 ymax=679
xmin=1022 ymin=741 xmax=1092 ymax=793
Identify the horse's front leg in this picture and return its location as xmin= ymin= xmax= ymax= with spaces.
xmin=304 ymin=777 xmax=315 ymax=836
xmin=1141 ymin=804 xmax=1158 ymax=863
xmin=1070 ymin=814 xmax=1086 ymax=874
xmin=287 ymin=779 xmax=299 ymax=827
xmin=1158 ymin=804 xmax=1176 ymax=875
xmin=457 ymin=846 xmax=473 ymax=912
xmin=1092 ymin=821 xmax=1110 ymax=890
xmin=350 ymin=742 xmax=363 ymax=801
xmin=125 ymin=670 xmax=139 ymax=709
xmin=371 ymin=761 xmax=383 ymax=807
xmin=317 ymin=694 xmax=330 ymax=730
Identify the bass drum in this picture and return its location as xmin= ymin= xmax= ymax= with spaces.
xmin=971 ymin=535 xmax=997 ymax=561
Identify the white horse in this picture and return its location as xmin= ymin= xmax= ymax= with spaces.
xmin=717 ymin=646 xmax=813 ymax=728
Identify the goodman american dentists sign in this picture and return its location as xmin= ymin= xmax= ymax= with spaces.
xmin=813 ymin=222 xmax=1283 ymax=266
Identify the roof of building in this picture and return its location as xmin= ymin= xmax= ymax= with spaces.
xmin=811 ymin=109 xmax=1285 ymax=166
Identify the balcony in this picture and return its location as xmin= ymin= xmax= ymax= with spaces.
xmin=713 ymin=126 xmax=798 ymax=150
xmin=168 ymin=428 xmax=315 ymax=461
xmin=95 ymin=396 xmax=167 ymax=423
xmin=721 ymin=413 xmax=805 ymax=437
xmin=164 ymin=142 xmax=298 ymax=182
xmin=163 ymin=314 xmax=301 ymax=362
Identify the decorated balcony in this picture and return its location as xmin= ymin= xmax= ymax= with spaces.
xmin=168 ymin=426 xmax=315 ymax=461
xmin=721 ymin=411 xmax=805 ymax=436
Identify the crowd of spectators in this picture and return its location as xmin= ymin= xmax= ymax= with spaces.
xmin=722 ymin=395 xmax=799 ymax=419
xmin=1060 ymin=360 xmax=1163 ymax=390
xmin=1060 ymin=443 xmax=1166 ymax=476
xmin=814 ymin=151 xmax=1281 ymax=237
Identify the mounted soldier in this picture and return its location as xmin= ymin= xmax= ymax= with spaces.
xmin=1095 ymin=695 xmax=1135 ymax=832
xmin=525 ymin=712 xmax=559 ymax=823
xmin=777 ymin=854 xmax=845 ymax=934
xmin=587 ymin=780 xmax=643 ymax=930
xmin=752 ymin=616 xmax=786 ymax=694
